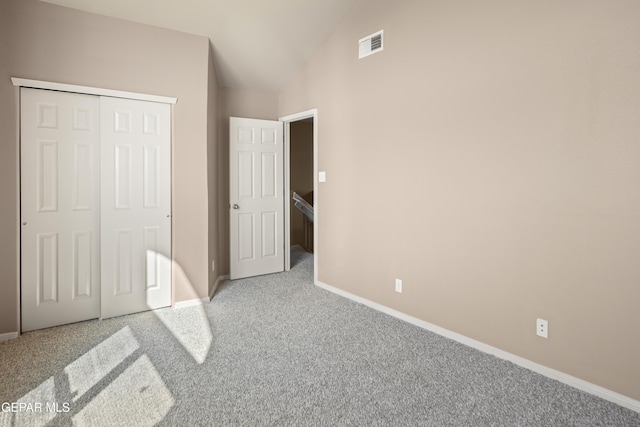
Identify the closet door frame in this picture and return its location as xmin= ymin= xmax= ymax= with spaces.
xmin=12 ymin=78 xmax=177 ymax=104
xmin=14 ymin=78 xmax=177 ymax=332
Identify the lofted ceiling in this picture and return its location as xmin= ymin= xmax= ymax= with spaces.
xmin=39 ymin=0 xmax=357 ymax=93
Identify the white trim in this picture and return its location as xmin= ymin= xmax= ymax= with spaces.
xmin=313 ymin=113 xmax=318 ymax=285
xmin=283 ymin=122 xmax=292 ymax=271
xmin=11 ymin=78 xmax=177 ymax=105
xmin=209 ymin=275 xmax=229 ymax=300
xmin=314 ymin=279 xmax=640 ymax=413
xmin=173 ymin=297 xmax=209 ymax=310
xmin=175 ymin=273 xmax=229 ymax=308
xmin=0 ymin=332 xmax=19 ymax=341
xmin=279 ymin=109 xmax=318 ymax=283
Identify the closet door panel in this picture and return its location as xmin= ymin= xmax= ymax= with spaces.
xmin=21 ymin=88 xmax=100 ymax=332
xmin=100 ymin=97 xmax=171 ymax=319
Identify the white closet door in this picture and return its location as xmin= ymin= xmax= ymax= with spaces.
xmin=100 ymin=97 xmax=172 ymax=319
xmin=21 ymin=88 xmax=101 ymax=332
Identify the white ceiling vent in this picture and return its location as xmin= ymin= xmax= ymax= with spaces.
xmin=358 ymin=30 xmax=384 ymax=59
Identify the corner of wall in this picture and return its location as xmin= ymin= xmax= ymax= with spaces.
xmin=207 ymin=41 xmax=220 ymax=296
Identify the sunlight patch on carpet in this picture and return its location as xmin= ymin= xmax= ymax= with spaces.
xmin=155 ymin=304 xmax=213 ymax=364
xmin=64 ymin=326 xmax=139 ymax=402
xmin=73 ymin=355 xmax=174 ymax=426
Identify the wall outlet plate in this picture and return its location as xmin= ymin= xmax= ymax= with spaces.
xmin=395 ymin=278 xmax=402 ymax=293
xmin=536 ymin=318 xmax=548 ymax=338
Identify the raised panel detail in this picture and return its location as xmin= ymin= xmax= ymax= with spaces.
xmin=143 ymin=113 xmax=160 ymax=135
xmin=73 ymin=231 xmax=92 ymax=299
xmin=37 ymin=103 xmax=58 ymax=129
xmin=143 ymin=146 xmax=160 ymax=208
xmin=115 ymin=145 xmax=132 ymax=209
xmin=38 ymin=140 xmax=58 ymax=212
xmin=38 ymin=233 xmax=59 ymax=304
xmin=238 ymin=127 xmax=254 ymax=144
xmin=238 ymin=213 xmax=254 ymax=261
xmin=73 ymin=107 xmax=92 ymax=131
xmin=261 ymin=129 xmax=276 ymax=145
xmin=114 ymin=229 xmax=133 ymax=295
xmin=144 ymin=227 xmax=160 ymax=290
xmin=114 ymin=110 xmax=132 ymax=133
xmin=73 ymin=143 xmax=92 ymax=211
xmin=261 ymin=153 xmax=276 ymax=198
xmin=261 ymin=212 xmax=277 ymax=258
xmin=238 ymin=152 xmax=254 ymax=199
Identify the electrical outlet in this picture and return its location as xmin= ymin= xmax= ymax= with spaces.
xmin=211 ymin=260 xmax=215 ymax=272
xmin=395 ymin=279 xmax=402 ymax=293
xmin=536 ymin=318 xmax=548 ymax=338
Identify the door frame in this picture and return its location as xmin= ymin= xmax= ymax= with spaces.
xmin=280 ymin=109 xmax=318 ymax=284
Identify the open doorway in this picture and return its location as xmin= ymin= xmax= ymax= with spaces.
xmin=281 ymin=109 xmax=318 ymax=283
xmin=289 ymin=119 xmax=314 ymax=255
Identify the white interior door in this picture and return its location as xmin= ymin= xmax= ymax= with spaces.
xmin=100 ymin=97 xmax=172 ymax=318
xmin=230 ymin=117 xmax=284 ymax=280
xmin=21 ymin=88 xmax=101 ymax=332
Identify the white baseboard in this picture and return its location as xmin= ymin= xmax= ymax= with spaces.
xmin=172 ymin=274 xmax=230 ymax=309
xmin=209 ymin=275 xmax=229 ymax=301
xmin=0 ymin=332 xmax=19 ymax=341
xmin=314 ymin=280 xmax=640 ymax=413
xmin=173 ymin=297 xmax=210 ymax=309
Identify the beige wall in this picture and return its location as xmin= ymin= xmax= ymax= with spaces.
xmin=290 ymin=121 xmax=314 ymax=248
xmin=279 ymin=0 xmax=640 ymax=400
xmin=0 ymin=0 xmax=212 ymax=333
xmin=217 ymin=87 xmax=279 ymax=276
xmin=0 ymin=0 xmax=19 ymax=334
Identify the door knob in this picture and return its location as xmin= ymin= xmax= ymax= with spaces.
xmin=22 ymin=222 xmax=27 ymax=226
xmin=232 ymin=204 xmax=239 ymax=210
